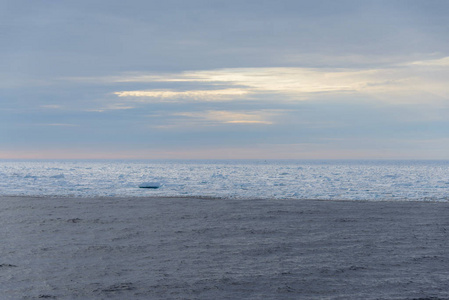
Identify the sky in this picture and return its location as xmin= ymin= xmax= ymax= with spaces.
xmin=1 ymin=0 xmax=449 ymax=159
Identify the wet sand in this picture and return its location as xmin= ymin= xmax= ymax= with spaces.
xmin=1 ymin=196 xmax=449 ymax=299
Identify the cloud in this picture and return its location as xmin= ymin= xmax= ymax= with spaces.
xmin=98 ymin=57 xmax=449 ymax=105
xmin=171 ymin=110 xmax=284 ymax=126
xmin=106 ymin=68 xmax=360 ymax=94
xmin=409 ymin=56 xmax=449 ymax=67
xmin=39 ymin=123 xmax=79 ymax=127
xmin=114 ymin=88 xmax=250 ymax=101
xmin=86 ymin=103 xmax=135 ymax=112
xmin=40 ymin=104 xmax=63 ymax=109
xmin=174 ymin=65 xmax=449 ymax=102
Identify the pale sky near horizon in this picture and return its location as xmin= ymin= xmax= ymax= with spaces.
xmin=1 ymin=0 xmax=449 ymax=159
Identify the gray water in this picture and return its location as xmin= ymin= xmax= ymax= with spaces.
xmin=2 ymin=196 xmax=449 ymax=299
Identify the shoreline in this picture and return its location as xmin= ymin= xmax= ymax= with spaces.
xmin=2 ymin=196 xmax=449 ymax=299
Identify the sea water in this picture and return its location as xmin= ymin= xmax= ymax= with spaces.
xmin=1 ymin=159 xmax=448 ymax=201
xmin=3 ymin=160 xmax=449 ymax=300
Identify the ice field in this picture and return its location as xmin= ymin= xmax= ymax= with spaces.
xmin=1 ymin=160 xmax=448 ymax=201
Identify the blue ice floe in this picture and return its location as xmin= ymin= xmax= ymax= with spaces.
xmin=139 ymin=182 xmax=162 ymax=189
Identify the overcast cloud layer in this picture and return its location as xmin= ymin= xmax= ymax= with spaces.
xmin=2 ymin=0 xmax=449 ymax=159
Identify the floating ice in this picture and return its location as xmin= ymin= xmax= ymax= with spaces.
xmin=139 ymin=182 xmax=162 ymax=189
xmin=0 ymin=160 xmax=448 ymax=201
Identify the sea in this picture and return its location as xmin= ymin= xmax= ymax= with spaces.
xmin=1 ymin=159 xmax=448 ymax=201
xmin=3 ymin=160 xmax=449 ymax=299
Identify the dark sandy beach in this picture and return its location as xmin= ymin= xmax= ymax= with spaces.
xmin=1 ymin=196 xmax=449 ymax=299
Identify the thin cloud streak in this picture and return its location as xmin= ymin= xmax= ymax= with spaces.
xmin=39 ymin=123 xmax=79 ymax=127
xmin=171 ymin=110 xmax=282 ymax=126
xmin=409 ymin=56 xmax=449 ymax=67
xmin=40 ymin=105 xmax=63 ymax=109
xmin=114 ymin=88 xmax=250 ymax=101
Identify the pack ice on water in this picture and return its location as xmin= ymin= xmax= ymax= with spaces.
xmin=1 ymin=160 xmax=449 ymax=201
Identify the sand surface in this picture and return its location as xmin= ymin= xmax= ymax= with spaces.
xmin=1 ymin=196 xmax=449 ymax=299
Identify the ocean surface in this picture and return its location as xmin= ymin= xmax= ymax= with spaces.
xmin=3 ymin=196 xmax=449 ymax=299
xmin=3 ymin=161 xmax=449 ymax=299
xmin=1 ymin=159 xmax=448 ymax=201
